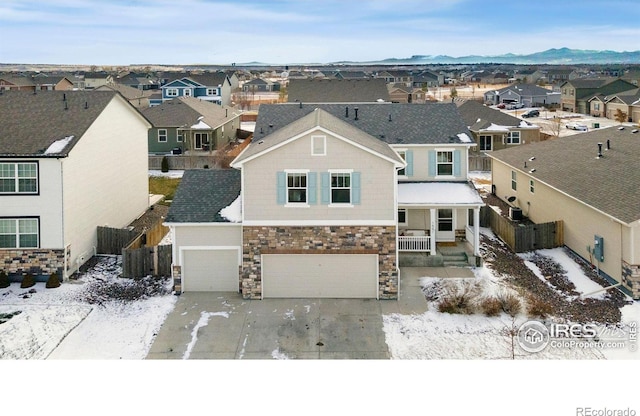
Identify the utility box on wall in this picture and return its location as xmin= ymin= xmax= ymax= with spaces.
xmin=593 ymin=235 xmax=604 ymax=262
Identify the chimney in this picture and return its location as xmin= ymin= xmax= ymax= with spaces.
xmin=354 ymin=107 xmax=359 ymax=120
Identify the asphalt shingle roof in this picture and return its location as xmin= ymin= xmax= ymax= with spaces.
xmin=456 ymin=100 xmax=527 ymax=130
xmin=165 ymin=169 xmax=241 ymax=223
xmin=253 ymin=102 xmax=472 ymax=146
xmin=141 ymin=96 xmax=238 ymax=128
xmin=0 ymin=90 xmax=118 ymax=157
xmin=287 ymin=78 xmax=390 ymax=103
xmin=489 ymin=127 xmax=640 ymax=224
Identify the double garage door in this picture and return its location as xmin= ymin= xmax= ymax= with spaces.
xmin=262 ymin=254 xmax=379 ymax=299
xmin=182 ymin=250 xmax=379 ymax=299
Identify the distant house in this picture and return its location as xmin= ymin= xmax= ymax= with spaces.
xmin=411 ymin=71 xmax=442 ymax=88
xmin=457 ymin=100 xmax=541 ymax=155
xmin=0 ymin=75 xmax=36 ymax=91
xmin=84 ymin=72 xmax=115 ymax=90
xmin=94 ymin=83 xmax=155 ymax=109
xmin=484 ymin=84 xmax=560 ymax=107
xmin=242 ymin=78 xmax=281 ymax=92
xmin=489 ymin=126 xmax=640 ymax=299
xmin=287 ymin=78 xmax=390 ymax=103
xmin=141 ymin=96 xmax=240 ymax=154
xmin=387 ymin=83 xmax=426 ymax=103
xmin=0 ymin=91 xmax=151 ymax=281
xmin=560 ymin=78 xmax=637 ymax=114
xmin=376 ymin=70 xmax=412 ymax=86
xmin=160 ymin=72 xmax=233 ymax=106
xmin=332 ymin=70 xmax=370 ymax=80
xmin=601 ymin=89 xmax=640 ymax=122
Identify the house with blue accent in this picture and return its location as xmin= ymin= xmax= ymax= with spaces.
xmin=165 ymin=102 xmax=484 ymax=299
xmin=157 ymin=72 xmax=234 ymax=107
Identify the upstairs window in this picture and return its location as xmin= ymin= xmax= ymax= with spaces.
xmin=507 ymin=131 xmax=521 ymax=144
xmin=287 ymin=172 xmax=307 ymax=204
xmin=511 ymin=171 xmax=517 ymax=191
xmin=436 ymin=151 xmax=454 ymax=176
xmin=530 ymin=179 xmax=535 ymax=194
xmin=479 ymin=135 xmax=492 ymax=151
xmin=0 ymin=162 xmax=38 ymax=194
xmin=331 ymin=172 xmax=351 ymax=204
xmin=397 ymin=150 xmax=406 ymax=176
xmin=158 ymin=129 xmax=167 ymax=142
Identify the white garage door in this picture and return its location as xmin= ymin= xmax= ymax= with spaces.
xmin=262 ymin=254 xmax=378 ymax=299
xmin=182 ymin=249 xmax=239 ymax=292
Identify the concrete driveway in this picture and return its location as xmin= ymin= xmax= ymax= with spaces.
xmin=146 ymin=267 xmax=473 ymax=359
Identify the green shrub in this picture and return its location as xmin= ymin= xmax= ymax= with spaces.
xmin=479 ymin=296 xmax=502 ymax=317
xmin=161 ymin=156 xmax=169 ymax=173
xmin=46 ymin=272 xmax=61 ymax=289
xmin=0 ymin=270 xmax=9 ymax=289
xmin=20 ymin=273 xmax=36 ymax=289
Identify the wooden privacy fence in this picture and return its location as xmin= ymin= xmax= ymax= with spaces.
xmin=122 ymin=244 xmax=172 ymax=278
xmin=481 ymin=206 xmax=563 ymax=252
xmin=97 ymin=226 xmax=139 ymax=255
xmin=468 ymin=155 xmax=492 ymax=172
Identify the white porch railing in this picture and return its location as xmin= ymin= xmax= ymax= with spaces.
xmin=398 ymin=236 xmax=431 ymax=252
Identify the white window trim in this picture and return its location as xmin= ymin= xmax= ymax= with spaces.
xmin=529 ymin=179 xmax=535 ymax=194
xmin=166 ymin=88 xmax=178 ymax=97
xmin=284 ymin=169 xmax=310 ymax=207
xmin=435 ymin=148 xmax=455 ymax=178
xmin=177 ymin=131 xmax=183 ymax=142
xmin=158 ymin=129 xmax=167 ymax=142
xmin=183 ymin=88 xmax=192 ymax=97
xmin=511 ymin=170 xmax=517 ymax=191
xmin=328 ymin=169 xmax=353 ymax=207
xmin=0 ymin=217 xmax=39 ymax=249
xmin=311 ymin=135 xmax=326 ymax=156
xmin=206 ymin=88 xmax=218 ymax=96
xmin=507 ymin=131 xmax=521 ymax=144
xmin=396 ymin=149 xmax=407 ymax=177
xmin=0 ymin=162 xmax=38 ymax=194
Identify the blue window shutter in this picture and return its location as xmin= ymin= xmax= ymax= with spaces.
xmin=405 ymin=150 xmax=414 ymax=177
xmin=428 ymin=151 xmax=436 ymax=177
xmin=276 ymin=171 xmax=286 ymax=205
xmin=308 ymin=172 xmax=317 ymax=205
xmin=320 ymin=172 xmax=330 ymax=204
xmin=454 ymin=150 xmax=462 ymax=177
xmin=352 ymin=172 xmax=361 ymax=205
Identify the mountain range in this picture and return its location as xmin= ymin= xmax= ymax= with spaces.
xmin=333 ymin=48 xmax=640 ymax=65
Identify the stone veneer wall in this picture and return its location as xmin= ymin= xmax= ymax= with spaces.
xmin=0 ymin=248 xmax=68 ymax=279
xmin=622 ymin=260 xmax=640 ymax=300
xmin=242 ymin=225 xmax=398 ymax=300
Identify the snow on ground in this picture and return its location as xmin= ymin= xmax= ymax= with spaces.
xmin=149 ymin=169 xmax=184 ymax=178
xmin=0 ymin=256 xmax=176 ymax=359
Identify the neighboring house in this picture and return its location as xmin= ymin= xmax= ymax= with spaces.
xmin=242 ymin=78 xmax=280 ymax=92
xmin=84 ymin=72 xmax=115 ymax=90
xmin=160 ymin=72 xmax=233 ymax=106
xmin=141 ymin=96 xmax=240 ymax=154
xmin=484 ymin=84 xmax=560 ymax=107
xmin=166 ymin=102 xmax=484 ymax=299
xmin=0 ymin=75 xmax=36 ymax=91
xmin=376 ymin=70 xmax=413 ymax=86
xmin=332 ymin=70 xmax=370 ymax=79
xmin=602 ymin=89 xmax=640 ymax=122
xmin=94 ymin=83 xmax=155 ymax=108
xmin=456 ymin=101 xmax=541 ymax=154
xmin=287 ymin=79 xmax=390 ymax=102
xmin=387 ymin=83 xmax=426 ymax=103
xmin=0 ymin=91 xmax=151 ymax=281
xmin=560 ymin=78 xmax=637 ymax=114
xmin=411 ymin=71 xmax=442 ymax=88
xmin=489 ymin=126 xmax=640 ymax=299
xmin=30 ymin=76 xmax=75 ymax=91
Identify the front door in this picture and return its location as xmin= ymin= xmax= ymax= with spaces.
xmin=436 ymin=209 xmax=455 ymax=241
xmin=194 ymin=133 xmax=208 ymax=150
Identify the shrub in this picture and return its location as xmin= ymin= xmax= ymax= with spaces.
xmin=46 ymin=272 xmax=61 ymax=289
xmin=527 ymin=295 xmax=553 ymax=319
xmin=497 ymin=291 xmax=522 ymax=317
xmin=160 ymin=156 xmax=169 ymax=173
xmin=437 ymin=290 xmax=476 ymax=315
xmin=20 ymin=273 xmax=36 ymax=289
xmin=0 ymin=270 xmax=9 ymax=289
xmin=479 ymin=296 xmax=502 ymax=317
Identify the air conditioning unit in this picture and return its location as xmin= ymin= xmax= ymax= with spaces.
xmin=509 ymin=207 xmax=523 ymax=221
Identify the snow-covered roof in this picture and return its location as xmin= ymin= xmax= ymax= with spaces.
xmin=44 ymin=135 xmax=74 ymax=154
xmin=398 ymin=182 xmax=484 ymax=206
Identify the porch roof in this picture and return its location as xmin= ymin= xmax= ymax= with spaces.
xmin=398 ymin=182 xmax=484 ymax=207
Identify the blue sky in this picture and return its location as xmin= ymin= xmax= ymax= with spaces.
xmin=1 ymin=0 xmax=639 ymax=65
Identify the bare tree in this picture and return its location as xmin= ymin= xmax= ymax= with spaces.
xmin=614 ymin=108 xmax=628 ymax=123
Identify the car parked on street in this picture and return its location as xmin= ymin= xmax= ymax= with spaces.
xmin=566 ymin=122 xmax=588 ymax=131
xmin=521 ymin=109 xmax=539 ymax=118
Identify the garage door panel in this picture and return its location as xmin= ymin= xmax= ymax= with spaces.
xmin=263 ymin=254 xmax=378 ymax=298
xmin=183 ymin=249 xmax=239 ymax=292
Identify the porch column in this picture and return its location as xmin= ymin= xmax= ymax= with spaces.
xmin=473 ymin=207 xmax=480 ymax=256
xmin=430 ymin=208 xmax=436 ymax=255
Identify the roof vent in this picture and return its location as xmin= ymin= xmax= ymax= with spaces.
xmin=354 ymin=107 xmax=359 ymax=120
xmin=606 ymin=139 xmax=610 ymax=150
xmin=63 ymin=93 xmax=66 ymax=101
xmin=618 ymin=126 xmax=624 ymax=130
xmin=528 ymin=156 xmax=536 ymax=161
xmin=529 ymin=169 xmax=536 ymax=173
xmin=84 ymin=101 xmax=88 ymax=109
xmin=597 ymin=142 xmax=603 ymax=159
xmin=388 ymin=114 xmax=392 ymax=122
xmin=345 ymin=107 xmax=349 ymax=118
xmin=632 ymin=129 xmax=638 ymax=134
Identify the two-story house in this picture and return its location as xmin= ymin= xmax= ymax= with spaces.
xmin=560 ymin=78 xmax=636 ymax=114
xmin=489 ymin=126 xmax=640 ymax=299
xmin=165 ymin=103 xmax=484 ymax=300
xmin=159 ymin=72 xmax=233 ymax=106
xmin=142 ymin=96 xmax=240 ymax=154
xmin=287 ymin=79 xmax=390 ymax=103
xmin=0 ymin=91 xmax=151 ymax=281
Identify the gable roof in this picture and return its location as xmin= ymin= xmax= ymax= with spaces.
xmin=233 ymin=108 xmax=404 ymax=166
xmin=0 ymin=90 xmax=123 ymax=157
xmin=142 ymin=96 xmax=238 ymax=129
xmin=456 ymin=100 xmax=534 ymax=131
xmin=165 ymin=169 xmax=241 ymax=223
xmin=493 ymin=83 xmax=555 ymax=97
xmin=95 ymin=83 xmax=154 ymax=100
xmin=488 ymin=126 xmax=640 ymax=224
xmin=253 ymin=102 xmax=473 ymax=146
xmin=287 ymin=78 xmax=390 ymax=103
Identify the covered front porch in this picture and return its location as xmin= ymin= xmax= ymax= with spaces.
xmin=397 ymin=182 xmax=484 ymax=264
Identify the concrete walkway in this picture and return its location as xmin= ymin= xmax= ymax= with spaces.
xmin=146 ymin=266 xmax=476 ymax=360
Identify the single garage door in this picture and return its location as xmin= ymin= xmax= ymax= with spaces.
xmin=182 ymin=249 xmax=239 ymax=292
xmin=262 ymin=254 xmax=378 ymax=298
